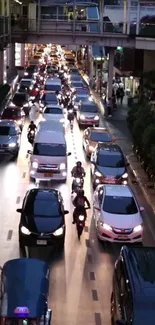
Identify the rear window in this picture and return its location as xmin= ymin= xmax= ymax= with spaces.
xmin=42 ymin=93 xmax=58 ymax=102
xmin=44 ymin=107 xmax=62 ymax=114
xmin=81 ymin=105 xmax=98 ymax=113
xmin=20 ymin=80 xmax=31 ymax=88
xmin=44 ymin=84 xmax=61 ymax=91
xmin=72 ymin=82 xmax=84 ymax=88
xmin=25 ymin=192 xmax=60 ymax=217
xmin=33 ymin=143 xmax=66 ymax=157
xmin=0 ymin=126 xmax=16 ymax=136
xmin=2 ymin=109 xmax=21 ymax=118
xmin=90 ymin=132 xmax=112 ymax=142
xmin=97 ymin=151 xmax=124 ymax=168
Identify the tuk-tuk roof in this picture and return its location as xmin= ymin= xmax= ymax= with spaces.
xmin=1 ymin=258 xmax=49 ymax=318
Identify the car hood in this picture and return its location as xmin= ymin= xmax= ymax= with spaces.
xmin=96 ymin=165 xmax=126 ymax=178
xmin=101 ymin=210 xmax=142 ymax=228
xmin=81 ymin=112 xmax=99 ymax=118
xmin=0 ymin=135 xmax=17 ymax=144
xmin=26 ymin=215 xmax=63 ymax=233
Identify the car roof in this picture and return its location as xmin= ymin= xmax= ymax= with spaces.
xmin=1 ymin=258 xmax=49 ymax=318
xmin=27 ymin=188 xmax=59 ymax=201
xmin=121 ymin=246 xmax=155 ymax=307
xmin=20 ymin=78 xmax=32 ymax=82
xmin=35 ymin=131 xmax=65 ymax=144
xmin=97 ymin=143 xmax=121 ymax=152
xmin=45 ymin=104 xmax=62 ymax=109
xmin=38 ymin=120 xmax=64 ymax=132
xmin=45 ymin=78 xmax=61 ymax=85
xmin=104 ymin=184 xmax=133 ymax=197
xmin=0 ymin=119 xmax=17 ymax=126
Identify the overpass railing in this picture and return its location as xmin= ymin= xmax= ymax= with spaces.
xmin=11 ymin=18 xmax=155 ymax=38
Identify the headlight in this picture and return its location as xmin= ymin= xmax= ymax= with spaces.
xmin=21 ymin=226 xmax=31 ymax=235
xmin=80 ymin=114 xmax=85 ymax=120
xmin=94 ymin=116 xmax=99 ymax=120
xmin=32 ymin=161 xmax=38 ymax=169
xmin=133 ymin=225 xmax=143 ymax=233
xmin=103 ymin=223 xmax=112 ymax=231
xmin=35 ymin=88 xmax=39 ymax=91
xmin=122 ymin=172 xmax=128 ymax=179
xmin=53 ymin=226 xmax=64 ymax=236
xmin=17 ymin=120 xmax=22 ymax=125
xmin=75 ymin=178 xmax=80 ymax=183
xmin=60 ymin=163 xmax=66 ymax=170
xmin=24 ymin=72 xmax=28 ymax=76
xmin=95 ymin=171 xmax=102 ymax=177
xmin=79 ymin=215 xmax=85 ymax=221
xmin=40 ymin=76 xmax=43 ymax=80
xmin=9 ymin=142 xmax=16 ymax=148
xmin=89 ymin=96 xmax=93 ymax=101
xmin=89 ymin=146 xmax=94 ymax=151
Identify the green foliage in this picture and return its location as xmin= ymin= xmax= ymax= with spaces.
xmin=142 ymin=125 xmax=155 ymax=156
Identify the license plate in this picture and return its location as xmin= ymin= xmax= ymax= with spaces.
xmin=37 ymin=240 xmax=47 ymax=245
xmin=117 ymin=235 xmax=128 ymax=240
xmin=44 ymin=173 xmax=53 ymax=177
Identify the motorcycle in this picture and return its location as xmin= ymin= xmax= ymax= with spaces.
xmin=67 ymin=109 xmax=74 ymax=125
xmin=27 ymin=130 xmax=35 ymax=145
xmin=72 ymin=177 xmax=84 ymax=194
xmin=75 ymin=207 xmax=90 ymax=240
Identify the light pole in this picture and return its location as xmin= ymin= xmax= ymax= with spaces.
xmin=100 ymin=47 xmax=103 ymax=97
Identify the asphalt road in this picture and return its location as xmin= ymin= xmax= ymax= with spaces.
xmin=0 ymin=103 xmax=155 ymax=325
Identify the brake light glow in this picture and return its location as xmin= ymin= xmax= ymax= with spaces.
xmin=14 ymin=307 xmax=30 ymax=315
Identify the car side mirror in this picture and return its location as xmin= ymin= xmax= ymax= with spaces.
xmin=140 ymin=206 xmax=144 ymax=212
xmin=64 ymin=210 xmax=69 ymax=215
xmin=16 ymin=208 xmax=22 ymax=213
xmin=67 ymin=152 xmax=71 ymax=156
xmin=27 ymin=150 xmax=32 ymax=154
xmin=116 ymin=320 xmax=127 ymax=325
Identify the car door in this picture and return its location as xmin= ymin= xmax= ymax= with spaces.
xmin=93 ymin=186 xmax=104 ymax=227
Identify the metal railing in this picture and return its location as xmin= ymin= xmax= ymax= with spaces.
xmin=0 ymin=16 xmax=10 ymax=39
xmin=10 ymin=17 xmax=155 ymax=38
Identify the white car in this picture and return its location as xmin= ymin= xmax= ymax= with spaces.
xmin=43 ymin=105 xmax=64 ymax=123
xmin=93 ymin=184 xmax=144 ymax=243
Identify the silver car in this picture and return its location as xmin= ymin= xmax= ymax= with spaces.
xmin=0 ymin=120 xmax=21 ymax=158
xmin=77 ymin=101 xmax=100 ymax=126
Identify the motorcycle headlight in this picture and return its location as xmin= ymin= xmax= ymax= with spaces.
xmin=75 ymin=178 xmax=80 ymax=183
xmin=122 ymin=172 xmax=128 ymax=179
xmin=133 ymin=225 xmax=143 ymax=233
xmin=60 ymin=163 xmax=66 ymax=170
xmin=9 ymin=142 xmax=16 ymax=148
xmin=94 ymin=116 xmax=99 ymax=120
xmin=79 ymin=215 xmax=85 ymax=221
xmin=21 ymin=226 xmax=31 ymax=235
xmin=95 ymin=171 xmax=102 ymax=177
xmin=17 ymin=120 xmax=22 ymax=125
xmin=53 ymin=226 xmax=64 ymax=236
xmin=32 ymin=161 xmax=38 ymax=169
xmin=80 ymin=114 xmax=85 ymax=120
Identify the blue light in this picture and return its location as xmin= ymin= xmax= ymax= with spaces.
xmin=14 ymin=307 xmax=30 ymax=315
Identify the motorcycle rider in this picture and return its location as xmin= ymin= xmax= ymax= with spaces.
xmin=71 ymin=161 xmax=85 ymax=193
xmin=67 ymin=108 xmax=74 ymax=123
xmin=28 ymin=121 xmax=37 ymax=132
xmin=72 ymin=189 xmax=90 ymax=224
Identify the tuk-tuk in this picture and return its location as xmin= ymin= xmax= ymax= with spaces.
xmin=0 ymin=258 xmax=52 ymax=325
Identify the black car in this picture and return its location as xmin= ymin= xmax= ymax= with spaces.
xmin=91 ymin=143 xmax=129 ymax=189
xmin=17 ymin=188 xmax=69 ymax=255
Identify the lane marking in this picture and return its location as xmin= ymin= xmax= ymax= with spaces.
xmin=95 ymin=313 xmax=102 ymax=325
xmin=87 ymin=254 xmax=93 ymax=263
xmin=16 ymin=196 xmax=20 ymax=204
xmin=90 ymin=271 xmax=95 ymax=281
xmin=92 ymin=289 xmax=98 ymax=301
xmin=84 ymin=226 xmax=88 ymax=232
xmin=22 ymin=172 xmax=26 ymax=178
xmin=7 ymin=230 xmax=13 ymax=240
xmin=85 ymin=239 xmax=90 ymax=247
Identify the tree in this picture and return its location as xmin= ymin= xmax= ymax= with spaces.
xmin=142 ymin=125 xmax=155 ymax=156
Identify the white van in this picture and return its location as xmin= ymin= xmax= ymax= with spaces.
xmin=38 ymin=120 xmax=64 ymax=133
xmin=44 ymin=78 xmax=61 ymax=92
xmin=28 ymin=122 xmax=71 ymax=182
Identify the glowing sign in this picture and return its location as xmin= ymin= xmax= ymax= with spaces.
xmin=14 ymin=307 xmax=30 ymax=315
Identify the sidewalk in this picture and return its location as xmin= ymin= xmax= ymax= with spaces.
xmin=80 ymin=69 xmax=155 ymax=217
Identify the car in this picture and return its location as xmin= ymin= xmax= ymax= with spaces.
xmin=17 ymin=188 xmax=69 ymax=251
xmin=12 ymin=91 xmax=31 ymax=115
xmin=0 ymin=258 xmax=52 ymax=323
xmin=91 ymin=143 xmax=129 ymax=189
xmin=111 ymin=246 xmax=155 ymax=325
xmin=1 ymin=105 xmax=25 ymax=129
xmin=77 ymin=101 xmax=99 ymax=126
xmin=43 ymin=104 xmax=64 ymax=122
xmin=40 ymin=92 xmax=59 ymax=107
xmin=0 ymin=119 xmax=21 ymax=158
xmin=73 ymin=93 xmax=89 ymax=111
xmin=93 ymin=184 xmax=144 ymax=243
xmin=71 ymin=81 xmax=85 ymax=92
xmin=18 ymin=78 xmax=34 ymax=91
xmin=83 ymin=127 xmax=114 ymax=157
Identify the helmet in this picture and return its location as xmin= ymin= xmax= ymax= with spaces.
xmin=30 ymin=121 xmax=34 ymax=124
xmin=76 ymin=161 xmax=82 ymax=167
xmin=78 ymin=189 xmax=84 ymax=196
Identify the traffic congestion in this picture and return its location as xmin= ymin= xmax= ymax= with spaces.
xmin=0 ymin=44 xmax=155 ymax=325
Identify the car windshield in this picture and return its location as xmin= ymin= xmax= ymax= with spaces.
xmin=44 ymin=84 xmax=61 ymax=91
xmin=81 ymin=105 xmax=98 ymax=113
xmin=44 ymin=107 xmax=62 ymax=114
xmin=0 ymin=126 xmax=16 ymax=136
xmin=73 ymin=82 xmax=84 ymax=88
xmin=33 ymin=143 xmax=66 ymax=156
xmin=76 ymin=96 xmax=88 ymax=102
xmin=20 ymin=80 xmax=31 ymax=87
xmin=103 ymin=196 xmax=138 ymax=214
xmin=25 ymin=196 xmax=60 ymax=217
xmin=2 ymin=109 xmax=21 ymax=118
xmin=43 ymin=94 xmax=58 ymax=102
xmin=90 ymin=132 xmax=112 ymax=142
xmin=13 ymin=94 xmax=26 ymax=105
xmin=97 ymin=152 xmax=124 ymax=168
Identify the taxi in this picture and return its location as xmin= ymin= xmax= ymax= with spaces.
xmin=83 ymin=127 xmax=115 ymax=157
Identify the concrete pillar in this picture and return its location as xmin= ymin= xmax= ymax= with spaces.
xmin=28 ymin=3 xmax=36 ymax=31
xmin=20 ymin=43 xmax=25 ymax=67
xmin=0 ymin=51 xmax=4 ymax=84
xmin=37 ymin=0 xmax=41 ymax=33
xmin=107 ymin=48 xmax=115 ymax=98
xmin=99 ymin=0 xmax=104 ymax=35
xmin=127 ymin=0 xmax=131 ymax=34
xmin=8 ymin=43 xmax=16 ymax=77
xmin=123 ymin=0 xmax=127 ymax=34
xmin=136 ymin=2 xmax=140 ymax=35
